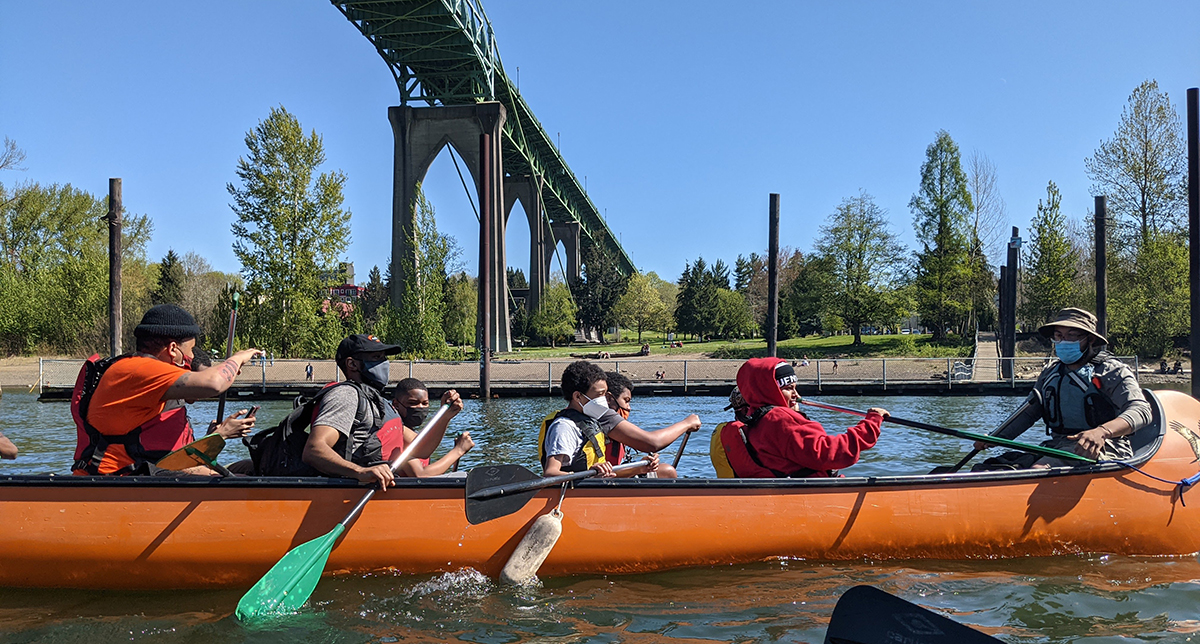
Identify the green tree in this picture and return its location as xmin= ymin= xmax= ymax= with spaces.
xmin=646 ymin=271 xmax=678 ymax=334
xmin=675 ymin=257 xmax=719 ymax=338
xmin=815 ymin=192 xmax=906 ymax=345
xmin=613 ymin=272 xmax=669 ymax=342
xmin=910 ymin=130 xmax=974 ymax=340
xmin=228 ymin=106 xmax=350 ymax=358
xmin=442 ymin=272 xmax=477 ymax=354
xmin=361 ymin=264 xmax=389 ymax=330
xmin=1020 ymin=181 xmax=1081 ymax=326
xmin=714 ymin=288 xmax=755 ymax=338
xmin=385 ymin=189 xmax=458 ymax=359
xmin=733 ymin=254 xmax=754 ymax=293
xmin=572 ymin=243 xmax=628 ymax=341
xmin=1085 ymin=80 xmax=1187 ymax=246
xmin=1109 ymin=231 xmax=1189 ymax=357
xmin=153 ymin=249 xmax=185 ymax=305
xmin=530 ymin=281 xmax=577 ymax=347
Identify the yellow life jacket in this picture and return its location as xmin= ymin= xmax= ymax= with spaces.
xmin=538 ymin=408 xmax=609 ymax=472
xmin=710 ymin=422 xmax=737 ymax=478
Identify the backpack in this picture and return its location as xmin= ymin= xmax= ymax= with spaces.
xmin=243 ymin=382 xmax=371 ymax=476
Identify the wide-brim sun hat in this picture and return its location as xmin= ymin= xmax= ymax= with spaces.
xmin=1038 ymin=307 xmax=1107 ymax=346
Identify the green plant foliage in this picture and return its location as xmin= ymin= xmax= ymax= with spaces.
xmin=572 ymin=243 xmax=628 ymax=341
xmin=613 ymin=272 xmax=670 ymax=342
xmin=530 ymin=281 xmax=577 ymax=347
xmin=1020 ymin=181 xmax=1081 ymax=326
xmin=153 ymin=249 xmax=185 ymax=305
xmin=910 ymin=130 xmax=973 ymax=340
xmin=228 ymin=106 xmax=350 ymax=358
xmin=1109 ymin=232 xmax=1189 ymax=357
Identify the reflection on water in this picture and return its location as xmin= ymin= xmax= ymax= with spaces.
xmin=2 ymin=389 xmax=1199 ymax=642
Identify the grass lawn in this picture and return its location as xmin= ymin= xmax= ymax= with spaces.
xmin=498 ymin=331 xmax=973 ymax=360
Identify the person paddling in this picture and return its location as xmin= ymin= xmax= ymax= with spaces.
xmin=381 ymin=377 xmax=471 ymax=477
xmin=71 ymin=304 xmax=262 ymax=476
xmin=539 ymin=361 xmax=658 ymax=478
xmin=973 ymin=307 xmax=1150 ymax=468
xmin=601 ymin=371 xmax=699 ymax=479
xmin=714 ymin=358 xmax=888 ymax=478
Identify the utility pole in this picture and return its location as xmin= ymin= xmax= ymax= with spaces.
xmin=107 ymin=178 xmax=123 ymax=357
xmin=1095 ymin=196 xmax=1108 ymax=339
xmin=766 ymin=193 xmax=780 ymax=357
xmin=1186 ymin=87 xmax=1198 ymax=398
xmin=479 ymin=131 xmax=492 ymax=400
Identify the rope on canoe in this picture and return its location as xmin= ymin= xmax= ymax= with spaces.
xmin=1105 ymin=460 xmax=1200 ymax=506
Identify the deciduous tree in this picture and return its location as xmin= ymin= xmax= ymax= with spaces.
xmin=614 ymin=272 xmax=669 ymax=342
xmin=531 ymin=281 xmax=577 ymax=347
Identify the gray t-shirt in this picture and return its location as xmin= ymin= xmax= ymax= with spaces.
xmin=310 ymin=384 xmax=385 ymax=463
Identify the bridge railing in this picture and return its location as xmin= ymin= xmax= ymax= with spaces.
xmin=36 ymin=356 xmax=1142 ymax=393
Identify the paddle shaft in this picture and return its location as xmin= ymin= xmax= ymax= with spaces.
xmin=799 ymin=398 xmax=1095 ymax=464
xmin=215 ymin=291 xmax=240 ymax=422
xmin=671 ymin=429 xmax=694 ymax=469
xmin=340 ymin=404 xmax=451 ymax=524
xmin=469 ymin=460 xmax=646 ymax=500
xmin=945 ymin=393 xmax=1040 ymax=472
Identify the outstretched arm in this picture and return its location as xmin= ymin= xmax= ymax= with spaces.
xmin=401 ymin=432 xmax=474 ymax=477
xmin=162 ymin=349 xmax=261 ymax=402
xmin=608 ymin=414 xmax=701 ymax=453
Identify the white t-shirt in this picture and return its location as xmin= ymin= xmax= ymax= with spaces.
xmin=543 ymin=409 xmax=623 ymax=463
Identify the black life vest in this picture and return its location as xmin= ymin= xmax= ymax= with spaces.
xmin=537 ymin=408 xmax=611 ymax=473
xmin=1041 ymin=354 xmax=1119 ymax=435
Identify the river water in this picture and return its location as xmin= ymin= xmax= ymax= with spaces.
xmin=2 ymin=390 xmax=1199 ymax=643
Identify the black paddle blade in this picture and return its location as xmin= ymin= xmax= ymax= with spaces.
xmin=465 ymin=464 xmax=542 ymax=525
xmin=825 ymin=585 xmax=1001 ymax=644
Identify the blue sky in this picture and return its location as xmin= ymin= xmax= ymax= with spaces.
xmin=1 ymin=1 xmax=1197 ymax=283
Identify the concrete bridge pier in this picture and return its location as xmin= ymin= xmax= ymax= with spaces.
xmin=388 ymin=101 xmax=511 ymax=352
xmin=504 ymin=174 xmax=550 ymax=313
xmin=550 ymin=222 xmax=582 ymax=283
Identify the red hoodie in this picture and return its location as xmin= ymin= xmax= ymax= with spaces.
xmin=735 ymin=357 xmax=881 ymax=476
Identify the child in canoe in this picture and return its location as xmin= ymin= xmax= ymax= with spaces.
xmin=380 ymin=378 xmax=472 ymax=477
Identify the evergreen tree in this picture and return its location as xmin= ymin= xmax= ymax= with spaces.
xmin=506 ymin=267 xmax=528 ymax=290
xmin=733 ymin=254 xmax=754 ymax=293
xmin=1020 ymin=181 xmax=1081 ymax=326
xmin=674 ymin=257 xmax=720 ymax=338
xmin=815 ymin=192 xmax=906 ymax=345
xmin=572 ymin=243 xmax=628 ymax=341
xmin=228 ymin=106 xmax=350 ymax=358
xmin=784 ymin=254 xmax=835 ymax=337
xmin=361 ymin=264 xmax=388 ymax=329
xmin=711 ymin=259 xmax=731 ymax=290
xmin=909 ymin=130 xmax=973 ymax=340
xmin=153 ymin=249 xmax=185 ymax=305
xmin=386 ymin=189 xmax=457 ymax=359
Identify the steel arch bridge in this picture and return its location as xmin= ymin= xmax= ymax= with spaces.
xmin=332 ymin=0 xmax=636 ymax=278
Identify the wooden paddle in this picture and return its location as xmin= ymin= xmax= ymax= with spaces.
xmin=798 ymin=397 xmax=1095 ymax=464
xmin=825 ymin=585 xmax=1001 ymax=643
xmin=215 ymin=290 xmax=240 ymax=423
xmin=466 ymin=461 xmax=646 ymax=525
xmin=235 ymin=403 xmax=450 ymax=621
xmin=671 ymin=429 xmax=694 ymax=469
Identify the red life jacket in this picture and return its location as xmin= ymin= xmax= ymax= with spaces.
xmin=377 ymin=417 xmax=430 ymax=472
xmin=717 ymin=421 xmax=777 ymax=478
xmin=71 ymin=354 xmax=195 ymax=476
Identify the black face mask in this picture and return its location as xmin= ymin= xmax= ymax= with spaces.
xmin=393 ymin=404 xmax=428 ymax=429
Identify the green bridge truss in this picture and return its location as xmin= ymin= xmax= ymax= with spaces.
xmin=332 ymin=0 xmax=636 ymax=275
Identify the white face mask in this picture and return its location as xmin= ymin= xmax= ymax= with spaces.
xmin=581 ymin=393 xmax=610 ymax=420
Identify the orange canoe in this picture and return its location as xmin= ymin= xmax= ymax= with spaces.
xmin=3 ymin=390 xmax=1200 ymax=590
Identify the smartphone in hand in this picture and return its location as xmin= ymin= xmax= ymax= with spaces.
xmin=247 ymin=405 xmax=261 ymax=418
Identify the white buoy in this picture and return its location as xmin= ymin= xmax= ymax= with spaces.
xmin=500 ymin=509 xmax=563 ymax=585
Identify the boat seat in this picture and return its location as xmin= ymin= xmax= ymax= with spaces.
xmin=1125 ymin=389 xmax=1166 ymax=466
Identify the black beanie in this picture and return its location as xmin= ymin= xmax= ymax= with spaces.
xmin=134 ymin=304 xmax=202 ymax=340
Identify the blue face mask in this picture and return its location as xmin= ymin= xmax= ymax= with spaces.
xmin=361 ymin=359 xmax=390 ymax=390
xmin=1054 ymin=340 xmax=1085 ymax=364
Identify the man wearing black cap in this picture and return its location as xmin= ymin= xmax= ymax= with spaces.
xmin=299 ymin=334 xmax=403 ymax=488
xmin=73 ymin=304 xmax=262 ymax=475
xmin=974 ymin=307 xmax=1151 ymax=468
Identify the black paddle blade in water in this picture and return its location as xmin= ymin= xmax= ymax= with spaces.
xmin=465 ymin=464 xmax=542 ymax=525
xmin=825 ymin=585 xmax=1001 ymax=644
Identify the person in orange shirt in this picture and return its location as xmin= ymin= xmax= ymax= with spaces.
xmin=71 ymin=304 xmax=261 ymax=476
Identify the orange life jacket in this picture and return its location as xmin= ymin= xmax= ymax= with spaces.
xmin=71 ymin=354 xmax=195 ymax=476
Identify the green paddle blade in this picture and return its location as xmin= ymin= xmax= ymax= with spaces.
xmin=235 ymin=523 xmax=345 ymax=621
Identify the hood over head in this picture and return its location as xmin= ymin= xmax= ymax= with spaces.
xmin=736 ymin=358 xmax=791 ymax=410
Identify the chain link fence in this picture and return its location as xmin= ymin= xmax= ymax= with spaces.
xmin=36 ymin=355 xmax=1142 ymax=392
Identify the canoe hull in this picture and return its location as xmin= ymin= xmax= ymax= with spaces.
xmin=4 ymin=390 xmax=1200 ymax=590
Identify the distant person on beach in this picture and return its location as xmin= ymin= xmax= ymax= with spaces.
xmin=380 ymin=377 xmax=470 ymax=477
xmin=70 ymin=304 xmax=261 ymax=476
xmin=711 ymin=359 xmax=887 ymax=478
xmin=973 ymin=308 xmax=1150 ymax=469
xmin=539 ymin=361 xmax=658 ymax=478
xmin=599 ymin=371 xmax=699 ymax=478
xmin=305 ymin=363 xmax=314 ymax=381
